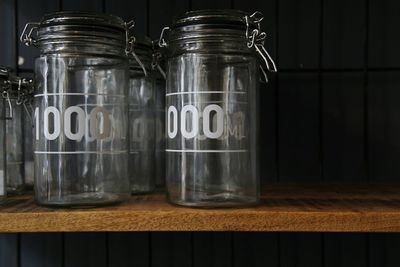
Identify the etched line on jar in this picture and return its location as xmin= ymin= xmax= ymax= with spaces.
xmin=34 ymin=93 xmax=126 ymax=97
xmin=165 ymin=149 xmax=248 ymax=153
xmin=166 ymin=91 xmax=246 ymax=97
xmin=34 ymin=151 xmax=128 ymax=154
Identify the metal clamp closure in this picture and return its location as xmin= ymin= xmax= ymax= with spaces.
xmin=2 ymin=81 xmax=13 ymax=119
xmin=125 ymin=20 xmax=148 ymax=77
xmin=245 ymin=12 xmax=277 ymax=82
xmin=20 ymin=22 xmax=40 ymax=46
xmin=152 ymin=40 xmax=166 ymax=79
xmin=158 ymin=27 xmax=170 ymax=48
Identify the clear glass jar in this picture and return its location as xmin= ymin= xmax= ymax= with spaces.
xmin=153 ymin=48 xmax=166 ymax=190
xmin=161 ymin=10 xmax=276 ymax=207
xmin=21 ymin=12 xmax=131 ymax=207
xmin=0 ymin=68 xmax=9 ymax=200
xmin=6 ymin=99 xmax=24 ymax=194
xmin=128 ymin=37 xmax=156 ymax=194
xmin=2 ymin=74 xmax=33 ymax=195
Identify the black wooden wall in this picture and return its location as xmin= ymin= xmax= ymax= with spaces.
xmin=1 ymin=0 xmax=400 ymax=266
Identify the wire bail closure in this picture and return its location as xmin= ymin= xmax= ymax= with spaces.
xmin=245 ymin=11 xmax=277 ymax=82
xmin=125 ymin=20 xmax=148 ymax=77
xmin=152 ymin=40 xmax=166 ymax=79
xmin=20 ymin=22 xmax=40 ymax=47
xmin=1 ymin=74 xmax=35 ymax=121
xmin=158 ymin=27 xmax=170 ymax=48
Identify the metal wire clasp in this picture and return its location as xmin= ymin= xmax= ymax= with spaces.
xmin=158 ymin=27 xmax=170 ymax=48
xmin=20 ymin=22 xmax=39 ymax=46
xmin=245 ymin=12 xmax=277 ymax=82
xmin=124 ymin=20 xmax=148 ymax=77
xmin=151 ymin=40 xmax=166 ymax=79
xmin=2 ymin=84 xmax=13 ymax=120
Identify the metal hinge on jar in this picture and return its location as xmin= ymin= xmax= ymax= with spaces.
xmin=20 ymin=22 xmax=40 ymax=47
xmin=151 ymin=40 xmax=166 ymax=79
xmin=125 ymin=20 xmax=148 ymax=77
xmin=245 ymin=11 xmax=277 ymax=83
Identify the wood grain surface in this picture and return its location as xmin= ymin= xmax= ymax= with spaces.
xmin=0 ymin=185 xmax=400 ymax=232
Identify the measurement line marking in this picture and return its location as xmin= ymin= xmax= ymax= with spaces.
xmin=166 ymin=91 xmax=246 ymax=97
xmin=34 ymin=151 xmax=128 ymax=155
xmin=35 ymin=93 xmax=125 ymax=98
xmin=165 ymin=149 xmax=248 ymax=153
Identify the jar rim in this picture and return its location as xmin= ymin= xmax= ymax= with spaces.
xmin=165 ymin=9 xmax=259 ymax=51
xmin=39 ymin=11 xmax=126 ymax=31
xmin=172 ymin=9 xmax=256 ymax=29
xmin=33 ymin=11 xmax=127 ymax=52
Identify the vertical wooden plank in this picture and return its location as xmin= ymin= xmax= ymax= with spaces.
xmin=368 ymin=71 xmax=400 ymax=181
xmin=322 ymin=72 xmax=365 ymax=181
xmin=370 ymin=234 xmax=400 ymax=267
xmin=18 ymin=0 xmax=60 ymax=70
xmin=233 ymin=233 xmax=279 ymax=267
xmin=192 ymin=233 xmax=231 ymax=267
xmin=369 ymin=0 xmax=400 ymax=68
xmin=278 ymin=0 xmax=321 ymax=69
xmin=0 ymin=0 xmax=16 ymax=68
xmin=278 ymin=72 xmax=320 ymax=181
xmin=108 ymin=232 xmax=149 ymax=267
xmin=322 ymin=0 xmax=365 ymax=69
xmin=280 ymin=233 xmax=323 ymax=267
xmin=20 ymin=233 xmax=63 ymax=267
xmin=148 ymin=0 xmax=189 ymax=39
xmin=105 ymin=0 xmax=147 ymax=36
xmin=64 ymin=233 xmax=107 ymax=267
xmin=324 ymin=233 xmax=368 ymax=267
xmin=151 ymin=232 xmax=192 ymax=267
xmin=191 ymin=0 xmax=232 ymax=10
xmin=61 ymin=0 xmax=103 ymax=12
xmin=0 ymin=234 xmax=18 ymax=267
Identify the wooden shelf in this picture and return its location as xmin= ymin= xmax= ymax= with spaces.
xmin=1 ymin=184 xmax=400 ymax=232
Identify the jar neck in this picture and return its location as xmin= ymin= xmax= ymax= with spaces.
xmin=35 ymin=24 xmax=127 ymax=57
xmin=166 ymin=25 xmax=253 ymax=56
xmin=38 ymin=41 xmax=126 ymax=57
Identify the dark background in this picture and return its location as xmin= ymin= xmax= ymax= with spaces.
xmin=1 ymin=0 xmax=400 ymax=266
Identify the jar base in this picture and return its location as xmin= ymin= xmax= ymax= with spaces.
xmin=36 ymin=192 xmax=126 ymax=208
xmin=131 ymin=186 xmax=155 ymax=195
xmin=168 ymin=193 xmax=259 ymax=208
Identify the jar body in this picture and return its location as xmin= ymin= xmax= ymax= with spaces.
xmin=0 ymin=99 xmax=6 ymax=200
xmin=128 ymin=73 xmax=156 ymax=194
xmin=154 ymin=75 xmax=166 ymax=189
xmin=6 ymin=102 xmax=25 ymax=194
xmin=34 ymin=54 xmax=130 ymax=207
xmin=166 ymin=52 xmax=259 ymax=207
xmin=24 ymin=114 xmax=34 ymax=190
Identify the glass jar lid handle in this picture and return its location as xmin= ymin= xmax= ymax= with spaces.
xmin=152 ymin=40 xmax=167 ymax=79
xmin=158 ymin=27 xmax=170 ymax=48
xmin=125 ymin=20 xmax=148 ymax=77
xmin=20 ymin=22 xmax=39 ymax=47
xmin=245 ymin=12 xmax=277 ymax=82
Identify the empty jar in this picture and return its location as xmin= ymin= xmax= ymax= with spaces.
xmin=0 ymin=68 xmax=9 ymax=200
xmin=5 ymin=75 xmax=33 ymax=194
xmin=153 ymin=46 xmax=166 ymax=189
xmin=160 ymin=10 xmax=276 ymax=207
xmin=21 ymin=12 xmax=131 ymax=207
xmin=128 ymin=37 xmax=156 ymax=194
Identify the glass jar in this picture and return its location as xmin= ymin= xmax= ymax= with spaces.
xmin=5 ymin=75 xmax=33 ymax=194
xmin=128 ymin=37 xmax=156 ymax=194
xmin=160 ymin=10 xmax=276 ymax=207
xmin=21 ymin=12 xmax=131 ymax=207
xmin=153 ymin=46 xmax=166 ymax=190
xmin=0 ymin=68 xmax=9 ymax=200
